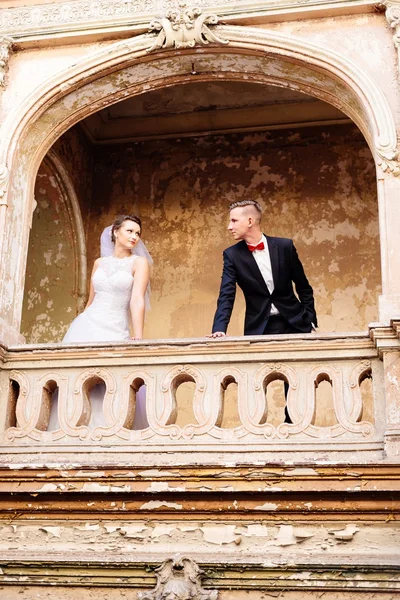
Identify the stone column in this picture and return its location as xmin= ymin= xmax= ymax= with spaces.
xmin=376 ymin=170 xmax=400 ymax=323
xmin=0 ymin=37 xmax=24 ymax=345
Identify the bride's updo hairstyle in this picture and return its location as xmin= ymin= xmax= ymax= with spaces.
xmin=111 ymin=215 xmax=142 ymax=243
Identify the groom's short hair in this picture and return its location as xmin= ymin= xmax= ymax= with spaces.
xmin=229 ymin=200 xmax=262 ymax=223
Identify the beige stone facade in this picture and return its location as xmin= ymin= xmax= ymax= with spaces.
xmin=1 ymin=0 xmax=400 ymax=597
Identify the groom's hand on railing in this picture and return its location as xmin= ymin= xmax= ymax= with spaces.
xmin=207 ymin=331 xmax=226 ymax=338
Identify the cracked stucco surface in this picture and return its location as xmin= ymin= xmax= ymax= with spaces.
xmin=0 ymin=520 xmax=397 ymax=555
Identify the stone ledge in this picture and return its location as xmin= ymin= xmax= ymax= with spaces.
xmin=0 ymin=559 xmax=399 ymax=590
xmin=2 ymin=331 xmax=377 ymax=365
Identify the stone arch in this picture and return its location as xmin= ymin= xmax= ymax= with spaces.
xmin=0 ymin=25 xmax=397 ymax=334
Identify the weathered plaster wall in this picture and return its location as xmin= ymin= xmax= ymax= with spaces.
xmin=21 ymin=122 xmax=379 ymax=342
xmin=264 ymin=13 xmax=400 ymax=128
xmin=0 ymin=42 xmax=103 ymax=124
xmin=52 ymin=125 xmax=93 ymax=224
xmin=20 ymin=160 xmax=78 ymax=342
xmin=21 ymin=126 xmax=92 ymax=343
xmin=87 ymin=123 xmax=379 ymax=339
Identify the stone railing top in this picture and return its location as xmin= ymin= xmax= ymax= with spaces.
xmin=1 ymin=325 xmax=399 ymax=363
xmin=1 ymin=330 xmax=374 ymax=357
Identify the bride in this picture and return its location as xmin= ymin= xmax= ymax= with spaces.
xmin=60 ymin=214 xmax=151 ymax=430
xmin=63 ymin=214 xmax=150 ymax=343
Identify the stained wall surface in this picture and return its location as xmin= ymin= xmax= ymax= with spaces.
xmin=21 ymin=123 xmax=380 ymax=342
xmin=21 ymin=127 xmax=93 ymax=343
xmin=21 ymin=159 xmax=80 ymax=343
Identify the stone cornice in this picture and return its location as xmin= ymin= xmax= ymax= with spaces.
xmin=1 ymin=463 xmax=400 ymax=494
xmin=369 ymin=319 xmax=400 ymax=357
xmin=0 ymin=558 xmax=399 ymax=590
xmin=0 ymin=0 xmax=378 ymax=43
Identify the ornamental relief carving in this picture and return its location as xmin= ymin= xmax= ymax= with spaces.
xmin=376 ymin=147 xmax=400 ymax=176
xmin=138 ymin=557 xmax=218 ymax=600
xmin=147 ymin=2 xmax=229 ymax=52
xmin=0 ymin=0 xmax=330 ymax=38
xmin=0 ymin=36 xmax=13 ymax=89
xmin=385 ymin=0 xmax=400 ymax=49
xmin=0 ymin=164 xmax=9 ymax=203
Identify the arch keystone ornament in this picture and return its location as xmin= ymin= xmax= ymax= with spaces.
xmin=0 ymin=36 xmax=13 ymax=89
xmin=147 ymin=1 xmax=229 ymax=52
xmin=138 ymin=557 xmax=218 ymax=600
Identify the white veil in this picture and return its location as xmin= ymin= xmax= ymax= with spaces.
xmin=100 ymin=225 xmax=153 ymax=309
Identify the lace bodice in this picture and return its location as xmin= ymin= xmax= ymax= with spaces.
xmin=62 ymin=254 xmax=138 ymax=343
xmin=92 ymin=255 xmax=137 ymax=312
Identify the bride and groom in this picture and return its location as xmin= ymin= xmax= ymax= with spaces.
xmin=63 ymin=202 xmax=317 ymax=345
xmin=61 ymin=204 xmax=316 ymax=429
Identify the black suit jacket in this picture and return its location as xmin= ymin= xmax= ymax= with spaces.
xmin=212 ymin=236 xmax=317 ymax=335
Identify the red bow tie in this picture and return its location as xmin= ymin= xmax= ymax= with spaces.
xmin=248 ymin=241 xmax=265 ymax=252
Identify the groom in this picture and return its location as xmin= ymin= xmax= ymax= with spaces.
xmin=211 ymin=200 xmax=317 ymax=337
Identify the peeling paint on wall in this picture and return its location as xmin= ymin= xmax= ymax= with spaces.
xmin=90 ymin=123 xmax=381 ymax=339
xmin=22 ymin=123 xmax=380 ymax=342
xmin=21 ymin=161 xmax=78 ymax=342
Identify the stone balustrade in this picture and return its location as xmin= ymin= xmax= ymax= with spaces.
xmin=0 ymin=330 xmax=390 ymax=465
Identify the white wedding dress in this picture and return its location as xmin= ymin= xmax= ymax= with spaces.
xmin=63 ymin=254 xmax=138 ymax=343
xmin=57 ymin=254 xmax=148 ymax=430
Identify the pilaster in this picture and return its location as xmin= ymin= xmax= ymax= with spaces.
xmin=370 ymin=320 xmax=400 ymax=457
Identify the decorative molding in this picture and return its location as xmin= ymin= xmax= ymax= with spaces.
xmin=0 ymin=36 xmax=13 ymax=89
xmin=376 ymin=147 xmax=400 ymax=176
xmin=0 ymin=164 xmax=9 ymax=203
xmin=138 ymin=557 xmax=218 ymax=600
xmin=147 ymin=2 xmax=229 ymax=52
xmin=385 ymin=1 xmax=400 ymax=47
xmin=0 ymin=0 xmax=376 ymax=41
xmin=384 ymin=0 xmax=400 ymax=85
xmin=368 ymin=1 xmax=400 ymax=178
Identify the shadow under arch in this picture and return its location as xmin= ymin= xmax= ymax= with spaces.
xmin=0 ymin=25 xmax=396 ymax=330
xmin=45 ymin=149 xmax=87 ymax=312
xmin=20 ymin=148 xmax=87 ymax=342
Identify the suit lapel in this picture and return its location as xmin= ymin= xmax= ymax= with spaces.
xmin=236 ymin=240 xmax=270 ymax=294
xmin=266 ymin=235 xmax=279 ymax=288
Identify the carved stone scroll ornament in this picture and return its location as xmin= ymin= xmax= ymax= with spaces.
xmin=0 ymin=36 xmax=13 ymax=88
xmin=138 ymin=557 xmax=218 ymax=600
xmin=147 ymin=1 xmax=229 ymax=52
xmin=377 ymin=147 xmax=400 ymax=176
xmin=385 ymin=1 xmax=400 ymax=52
xmin=0 ymin=164 xmax=9 ymax=202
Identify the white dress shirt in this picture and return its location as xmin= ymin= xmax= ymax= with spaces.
xmin=247 ymin=235 xmax=279 ymax=315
